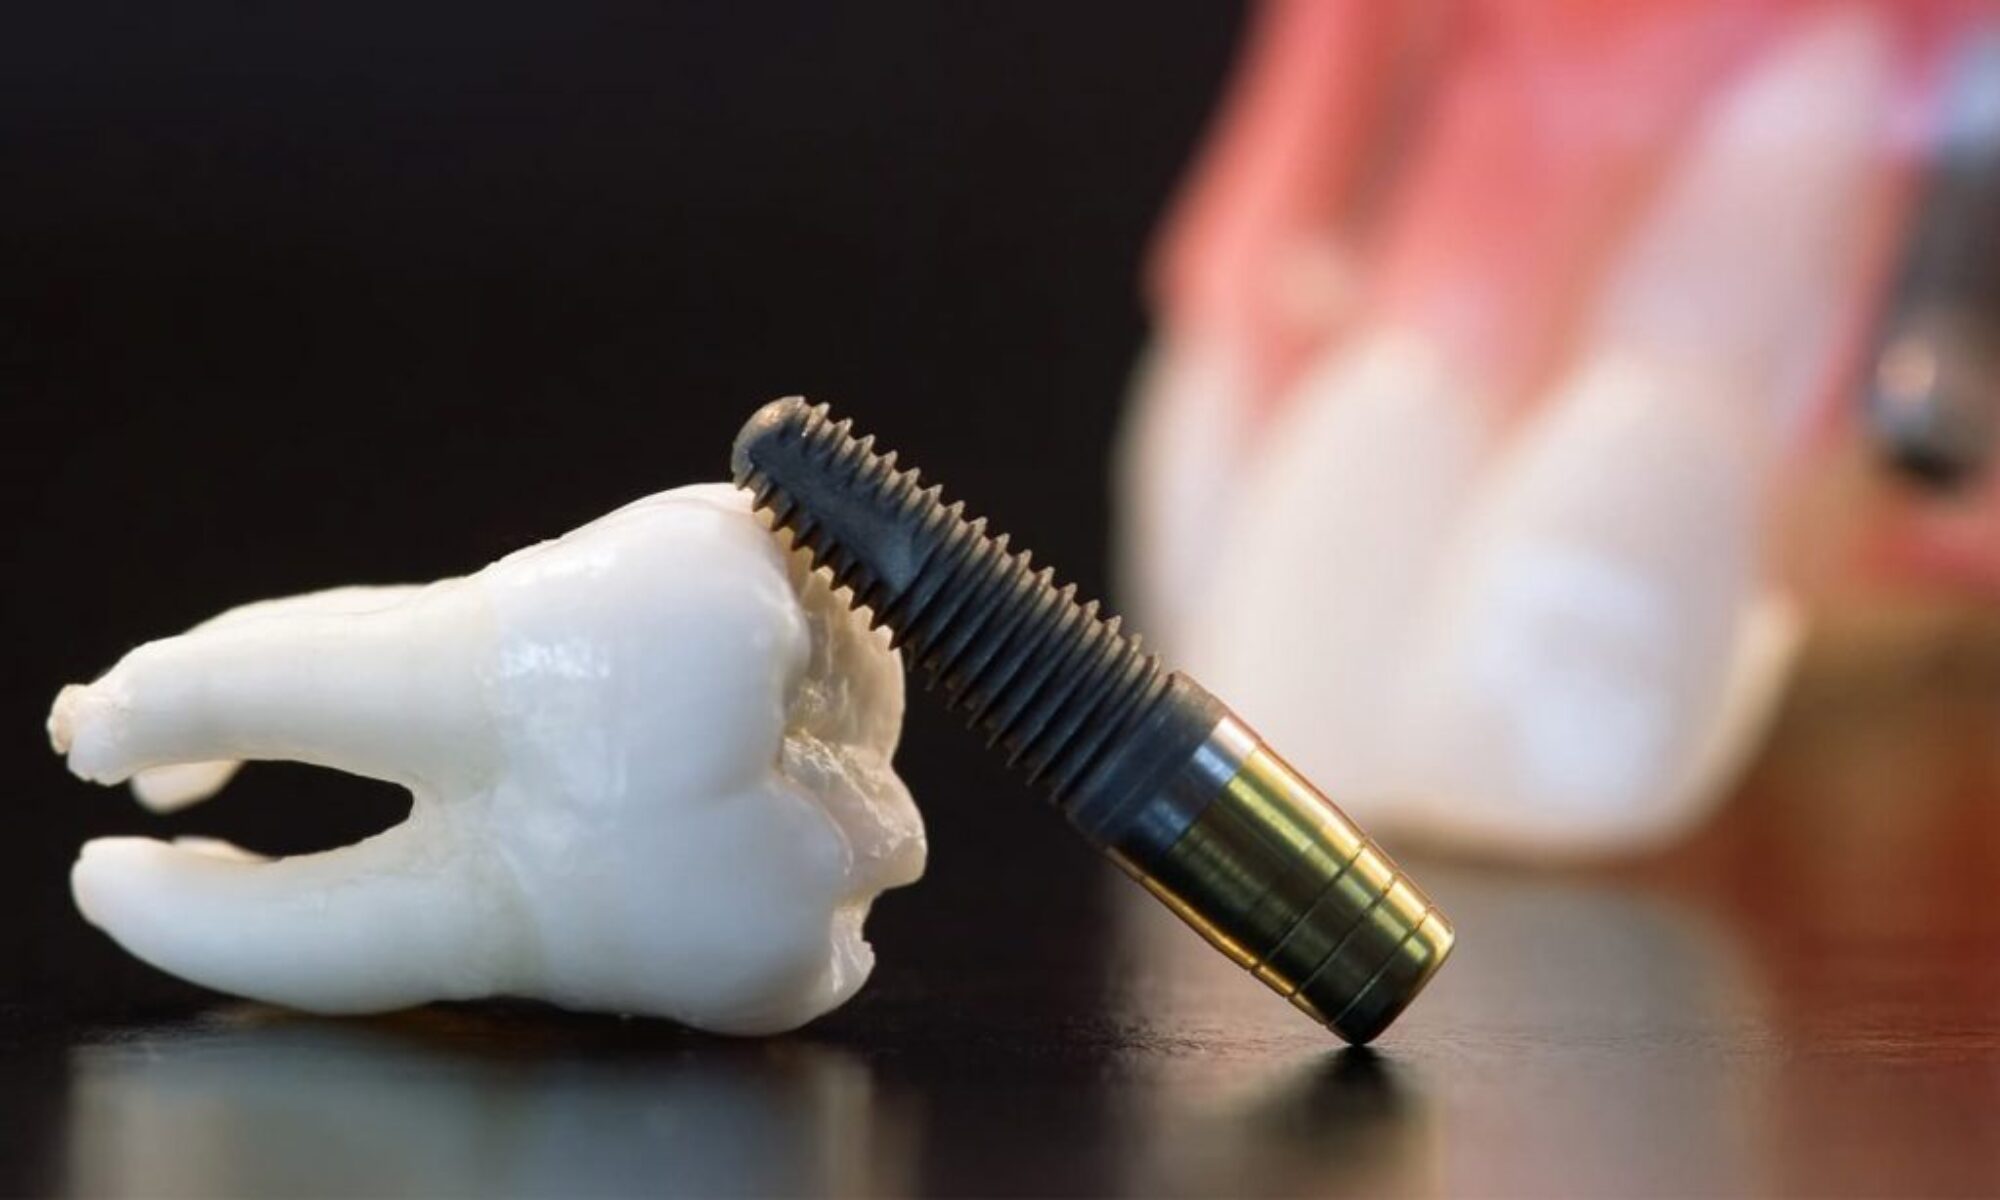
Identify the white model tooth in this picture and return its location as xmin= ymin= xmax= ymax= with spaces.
xmin=1114 ymin=335 xmax=1257 ymax=655
xmin=1184 ymin=327 xmax=1491 ymax=817
xmin=1390 ymin=8 xmax=1887 ymax=855
xmin=51 ymin=483 xmax=925 ymax=1034
xmin=1392 ymin=359 xmax=1805 ymax=854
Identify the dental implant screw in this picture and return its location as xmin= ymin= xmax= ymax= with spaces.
xmin=732 ymin=397 xmax=1453 ymax=1043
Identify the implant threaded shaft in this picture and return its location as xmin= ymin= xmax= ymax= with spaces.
xmin=731 ymin=397 xmax=1172 ymax=806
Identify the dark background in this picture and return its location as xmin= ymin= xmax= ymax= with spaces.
xmin=1 ymin=1 xmax=1239 ymax=1010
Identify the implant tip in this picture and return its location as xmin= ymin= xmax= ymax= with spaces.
xmin=731 ymin=395 xmax=815 ymax=488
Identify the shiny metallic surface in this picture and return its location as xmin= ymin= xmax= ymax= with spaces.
xmin=1097 ymin=714 xmax=1256 ymax=866
xmin=1108 ymin=716 xmax=1454 ymax=1044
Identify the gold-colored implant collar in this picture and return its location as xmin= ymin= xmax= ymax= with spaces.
xmin=732 ymin=397 xmax=1453 ymax=1042
xmin=1108 ymin=717 xmax=1452 ymax=1043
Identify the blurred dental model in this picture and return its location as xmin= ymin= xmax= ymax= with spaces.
xmin=48 ymin=484 xmax=925 ymax=1033
xmin=1119 ymin=2 xmax=1976 ymax=858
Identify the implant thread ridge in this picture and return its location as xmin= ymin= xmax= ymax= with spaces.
xmin=733 ymin=400 xmax=1172 ymax=806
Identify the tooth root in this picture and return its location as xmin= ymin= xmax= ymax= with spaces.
xmin=169 ymin=835 xmax=268 ymax=863
xmin=52 ymin=585 xmax=487 ymax=795
xmin=91 ymin=584 xmax=428 ymax=810
xmin=70 ymin=823 xmax=508 ymax=1013
xmin=129 ymin=761 xmax=241 ymax=813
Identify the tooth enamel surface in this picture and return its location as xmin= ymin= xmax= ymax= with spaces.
xmin=49 ymin=483 xmax=925 ymax=1034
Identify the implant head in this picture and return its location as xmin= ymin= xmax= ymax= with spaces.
xmin=732 ymin=396 xmax=1453 ymax=1043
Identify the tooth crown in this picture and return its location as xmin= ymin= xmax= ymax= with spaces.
xmin=52 ymin=484 xmax=925 ymax=1035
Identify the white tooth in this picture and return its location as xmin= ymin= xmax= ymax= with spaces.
xmin=53 ymin=483 xmax=925 ymax=1034
xmin=1185 ymin=327 xmax=1493 ymax=819
xmin=1389 ymin=9 xmax=1886 ymax=856
xmin=1392 ymin=357 xmax=1803 ymax=854
xmin=1113 ymin=335 xmax=1257 ymax=656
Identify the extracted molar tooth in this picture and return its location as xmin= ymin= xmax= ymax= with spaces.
xmin=49 ymin=483 xmax=925 ymax=1034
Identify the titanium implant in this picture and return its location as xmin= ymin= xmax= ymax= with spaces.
xmin=731 ymin=397 xmax=1453 ymax=1043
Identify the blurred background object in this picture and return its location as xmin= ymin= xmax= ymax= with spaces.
xmin=1866 ymin=27 xmax=2000 ymax=490
xmin=1120 ymin=0 xmax=2000 ymax=859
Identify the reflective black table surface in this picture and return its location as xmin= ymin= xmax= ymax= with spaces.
xmin=5 ymin=621 xmax=1998 ymax=1199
